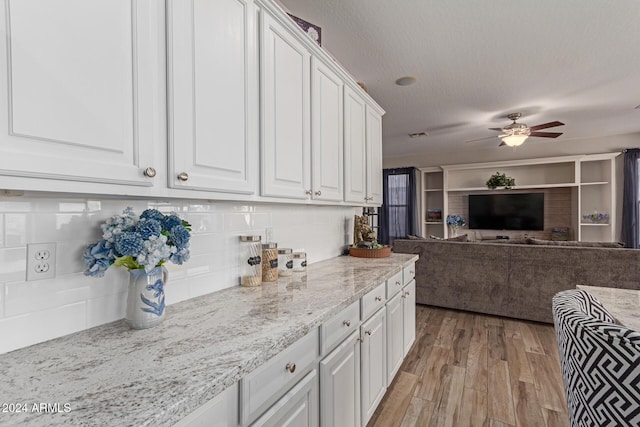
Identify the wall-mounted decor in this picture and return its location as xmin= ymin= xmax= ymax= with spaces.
xmin=288 ymin=14 xmax=322 ymax=46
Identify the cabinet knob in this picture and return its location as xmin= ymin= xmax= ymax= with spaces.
xmin=305 ymin=189 xmax=312 ymax=196
xmin=315 ymin=190 xmax=322 ymax=196
xmin=402 ymin=294 xmax=406 ymax=299
xmin=396 ymin=281 xmax=401 ymax=286
xmin=343 ymin=320 xmax=351 ymax=327
xmin=177 ymin=172 xmax=189 ymax=182
xmin=357 ymin=336 xmax=364 ymax=343
xmin=285 ymin=363 xmax=296 ymax=373
xmin=365 ymin=330 xmax=372 ymax=336
xmin=406 ymin=291 xmax=410 ymax=296
xmin=143 ymin=167 xmax=156 ymax=178
xmin=375 ymin=296 xmax=382 ymax=302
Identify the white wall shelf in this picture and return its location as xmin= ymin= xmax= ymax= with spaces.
xmin=420 ymin=153 xmax=620 ymax=241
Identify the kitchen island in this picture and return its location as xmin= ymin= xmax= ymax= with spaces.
xmin=0 ymin=253 xmax=417 ymax=427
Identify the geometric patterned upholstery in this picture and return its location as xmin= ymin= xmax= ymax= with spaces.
xmin=552 ymin=289 xmax=640 ymax=426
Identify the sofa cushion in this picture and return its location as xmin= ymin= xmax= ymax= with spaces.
xmin=527 ymin=237 xmax=624 ymax=248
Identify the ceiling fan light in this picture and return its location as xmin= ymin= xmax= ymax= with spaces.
xmin=501 ymin=134 xmax=528 ymax=147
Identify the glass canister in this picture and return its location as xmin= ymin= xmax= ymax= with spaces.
xmin=278 ymin=248 xmax=293 ymax=277
xmin=240 ymin=235 xmax=262 ymax=287
xmin=292 ymin=252 xmax=307 ymax=272
xmin=262 ymin=243 xmax=279 ymax=282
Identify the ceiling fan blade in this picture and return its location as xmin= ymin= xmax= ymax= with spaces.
xmin=464 ymin=135 xmax=498 ymax=143
xmin=529 ymin=131 xmax=563 ymax=138
xmin=488 ymin=127 xmax=503 ymax=131
xmin=529 ymin=121 xmax=564 ymax=131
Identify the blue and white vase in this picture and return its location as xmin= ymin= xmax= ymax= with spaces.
xmin=126 ymin=266 xmax=167 ymax=329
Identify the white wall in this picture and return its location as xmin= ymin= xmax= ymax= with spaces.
xmin=0 ymin=196 xmax=357 ymax=354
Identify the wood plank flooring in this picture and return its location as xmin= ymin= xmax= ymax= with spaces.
xmin=369 ymin=305 xmax=569 ymax=427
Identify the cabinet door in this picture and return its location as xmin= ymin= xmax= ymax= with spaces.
xmin=360 ymin=307 xmax=387 ymax=425
xmin=311 ymin=58 xmax=344 ymax=202
xmin=252 ymin=370 xmax=318 ymax=427
xmin=365 ymin=106 xmax=383 ymax=205
xmin=320 ymin=331 xmax=360 ymax=427
xmin=167 ymin=0 xmax=258 ymax=193
xmin=386 ymin=292 xmax=404 ymax=385
xmin=261 ymin=11 xmax=311 ymax=199
xmin=343 ymin=87 xmax=367 ymax=204
xmin=0 ymin=0 xmax=162 ymax=188
xmin=403 ymin=280 xmax=416 ymax=356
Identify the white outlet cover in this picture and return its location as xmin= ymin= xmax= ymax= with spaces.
xmin=26 ymin=243 xmax=56 ymax=281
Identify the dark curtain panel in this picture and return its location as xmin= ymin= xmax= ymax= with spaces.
xmin=379 ymin=167 xmax=418 ymax=245
xmin=621 ymin=148 xmax=640 ymax=248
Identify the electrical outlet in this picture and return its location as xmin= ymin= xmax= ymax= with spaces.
xmin=26 ymin=243 xmax=56 ymax=281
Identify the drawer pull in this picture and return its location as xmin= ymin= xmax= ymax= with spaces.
xmin=285 ymin=363 xmax=296 ymax=373
xmin=177 ymin=172 xmax=189 ymax=182
xmin=365 ymin=330 xmax=372 ymax=336
xmin=375 ymin=296 xmax=382 ymax=302
xmin=343 ymin=320 xmax=351 ymax=327
xmin=396 ymin=281 xmax=401 ymax=286
xmin=315 ymin=190 xmax=322 ymax=196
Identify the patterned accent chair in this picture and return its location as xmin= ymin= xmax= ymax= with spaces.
xmin=552 ymin=289 xmax=640 ymax=426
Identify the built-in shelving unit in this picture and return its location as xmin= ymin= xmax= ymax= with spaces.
xmin=419 ymin=153 xmax=620 ymax=241
xmin=419 ymin=167 xmax=444 ymax=238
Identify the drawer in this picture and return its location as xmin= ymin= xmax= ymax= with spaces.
xmin=403 ymin=262 xmax=416 ymax=285
xmin=320 ymin=300 xmax=360 ymax=356
xmin=240 ymin=327 xmax=319 ymax=426
xmin=361 ymin=282 xmax=386 ymax=320
xmin=385 ymin=270 xmax=403 ymax=299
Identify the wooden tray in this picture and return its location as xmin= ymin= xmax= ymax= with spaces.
xmin=349 ymin=246 xmax=391 ymax=258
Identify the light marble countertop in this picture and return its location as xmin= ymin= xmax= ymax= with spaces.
xmin=577 ymin=285 xmax=640 ymax=331
xmin=0 ymin=253 xmax=417 ymax=427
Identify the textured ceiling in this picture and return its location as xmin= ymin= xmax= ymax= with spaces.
xmin=278 ymin=0 xmax=640 ymax=161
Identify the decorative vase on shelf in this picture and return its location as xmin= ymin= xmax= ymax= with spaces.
xmin=449 ymin=226 xmax=458 ymax=237
xmin=126 ymin=266 xmax=168 ymax=330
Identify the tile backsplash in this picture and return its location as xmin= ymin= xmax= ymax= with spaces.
xmin=0 ymin=196 xmax=358 ymax=354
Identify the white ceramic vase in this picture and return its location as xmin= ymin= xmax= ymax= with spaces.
xmin=126 ymin=266 xmax=167 ymax=329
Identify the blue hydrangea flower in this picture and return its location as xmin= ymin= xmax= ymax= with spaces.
xmin=170 ymin=247 xmax=190 ymax=265
xmin=83 ymin=240 xmax=114 ymax=277
xmin=169 ymin=225 xmax=190 ymax=250
xmin=162 ymin=213 xmax=182 ymax=231
xmin=140 ymin=209 xmax=165 ymax=223
xmin=137 ymin=218 xmax=162 ymax=239
xmin=115 ymin=232 xmax=144 ymax=257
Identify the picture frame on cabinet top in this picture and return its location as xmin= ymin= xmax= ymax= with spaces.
xmin=287 ymin=13 xmax=322 ymax=46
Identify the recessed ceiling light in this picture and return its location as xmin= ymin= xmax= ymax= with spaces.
xmin=409 ymin=132 xmax=428 ymax=138
xmin=395 ymin=76 xmax=417 ymax=86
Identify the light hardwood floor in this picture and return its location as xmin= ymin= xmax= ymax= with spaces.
xmin=369 ymin=305 xmax=569 ymax=427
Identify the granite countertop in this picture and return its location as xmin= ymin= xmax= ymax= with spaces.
xmin=0 ymin=253 xmax=417 ymax=427
xmin=576 ymin=285 xmax=640 ymax=331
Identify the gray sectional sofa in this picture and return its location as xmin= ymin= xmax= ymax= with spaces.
xmin=393 ymin=238 xmax=640 ymax=323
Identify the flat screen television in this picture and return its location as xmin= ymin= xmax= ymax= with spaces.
xmin=468 ymin=193 xmax=544 ymax=230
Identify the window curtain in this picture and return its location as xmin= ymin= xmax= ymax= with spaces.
xmin=620 ymin=148 xmax=640 ymax=248
xmin=379 ymin=167 xmax=418 ymax=245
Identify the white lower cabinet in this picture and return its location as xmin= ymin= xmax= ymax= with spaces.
xmin=386 ymin=292 xmax=404 ymax=385
xmin=173 ymin=383 xmax=239 ymax=427
xmin=252 ymin=370 xmax=318 ymax=427
xmin=360 ymin=307 xmax=387 ymax=426
xmin=403 ymin=280 xmax=416 ymax=356
xmin=319 ymin=330 xmax=361 ymax=427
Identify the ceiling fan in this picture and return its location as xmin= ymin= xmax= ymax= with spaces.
xmin=466 ymin=113 xmax=565 ymax=147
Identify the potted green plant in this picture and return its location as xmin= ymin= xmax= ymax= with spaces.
xmin=486 ymin=172 xmax=515 ymax=189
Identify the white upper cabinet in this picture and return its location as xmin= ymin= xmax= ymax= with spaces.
xmin=311 ymin=58 xmax=344 ymax=202
xmin=0 ymin=0 xmax=163 ymax=188
xmin=344 ymin=87 xmax=384 ymax=206
xmin=260 ymin=10 xmax=311 ymax=199
xmin=343 ymin=86 xmax=367 ymax=204
xmin=366 ymin=106 xmax=383 ymax=205
xmin=166 ymin=0 xmax=258 ymax=193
